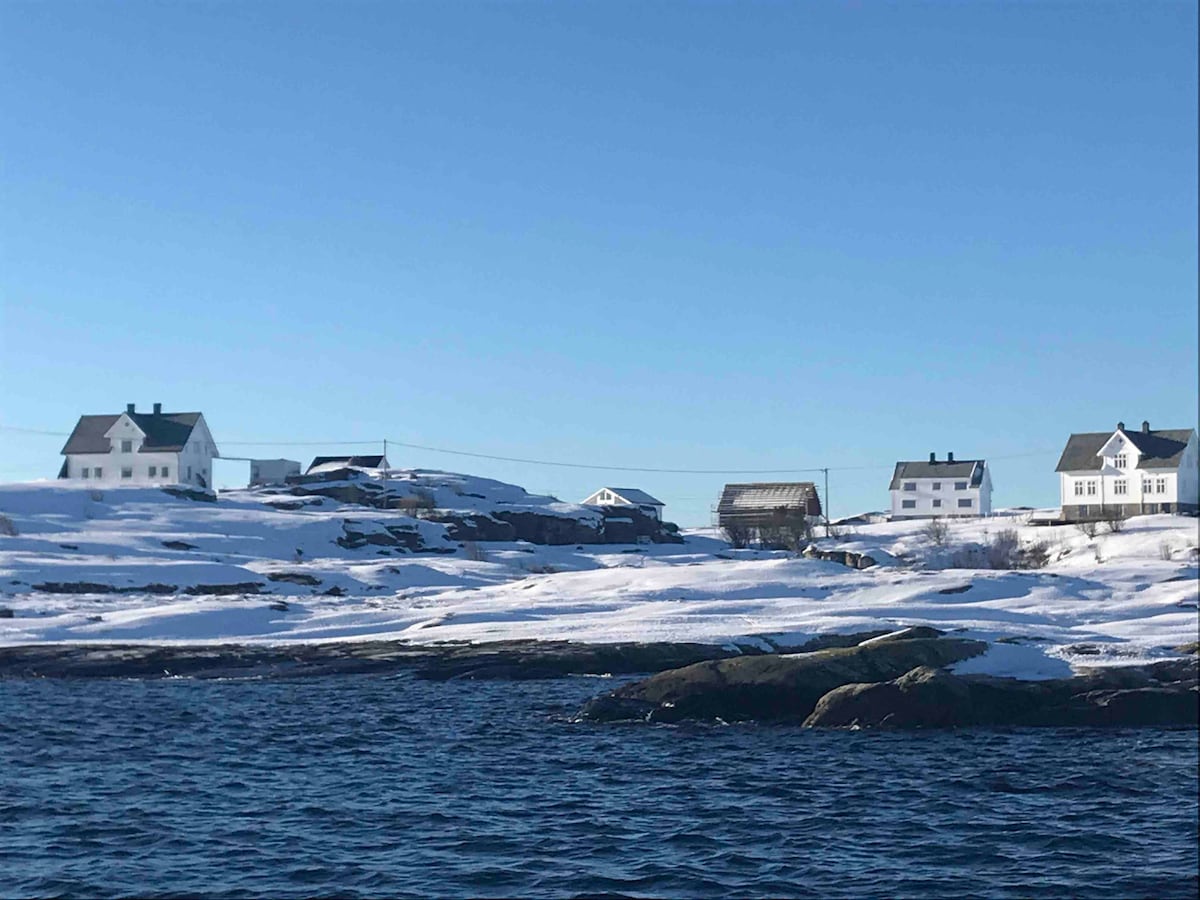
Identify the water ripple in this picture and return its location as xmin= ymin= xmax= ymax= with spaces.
xmin=0 ymin=674 xmax=1196 ymax=898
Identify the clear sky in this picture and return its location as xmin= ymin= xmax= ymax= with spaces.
xmin=1 ymin=1 xmax=1196 ymax=526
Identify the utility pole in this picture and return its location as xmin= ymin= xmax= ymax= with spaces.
xmin=382 ymin=439 xmax=389 ymax=492
xmin=822 ymin=467 xmax=830 ymax=537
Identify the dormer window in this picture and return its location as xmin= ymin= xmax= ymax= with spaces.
xmin=121 ymin=440 xmax=133 ymax=453
xmin=1114 ymin=454 xmax=1127 ymax=469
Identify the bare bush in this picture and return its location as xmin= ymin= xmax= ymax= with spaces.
xmin=395 ymin=489 xmax=436 ymax=518
xmin=1158 ymin=541 xmax=1174 ymax=561
xmin=523 ymin=563 xmax=560 ymax=575
xmin=949 ymin=530 xmax=1049 ymax=570
xmin=986 ymin=529 xmax=1020 ymax=568
xmin=462 ymin=540 xmax=489 ymax=563
xmin=922 ymin=517 xmax=950 ymax=547
xmin=1103 ymin=508 xmax=1128 ymax=534
xmin=722 ymin=521 xmax=753 ymax=550
xmin=1075 ymin=519 xmax=1099 ymax=538
xmin=0 ymin=514 xmax=17 ymax=537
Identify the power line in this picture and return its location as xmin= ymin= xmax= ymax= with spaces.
xmin=0 ymin=423 xmax=1060 ymax=476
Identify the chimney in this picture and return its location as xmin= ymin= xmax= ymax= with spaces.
xmin=153 ymin=402 xmax=162 ymax=415
xmin=929 ymin=452 xmax=936 ymax=463
xmin=126 ymin=403 xmax=135 ymax=414
xmin=1142 ymin=420 xmax=1150 ymax=433
xmin=948 ymin=451 xmax=954 ymax=462
xmin=1117 ymin=421 xmax=1125 ymax=431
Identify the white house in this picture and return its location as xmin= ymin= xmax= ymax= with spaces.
xmin=59 ymin=403 xmax=218 ymax=488
xmin=1056 ymin=421 xmax=1199 ymax=520
xmin=889 ymin=453 xmax=992 ymax=519
xmin=581 ymin=487 xmax=665 ymax=521
xmin=249 ymin=459 xmax=301 ymax=487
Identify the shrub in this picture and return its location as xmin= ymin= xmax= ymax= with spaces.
xmin=986 ymin=529 xmax=1020 ymax=568
xmin=0 ymin=513 xmax=17 ymax=537
xmin=1158 ymin=541 xmax=1174 ymax=561
xmin=1103 ymin=508 xmax=1128 ymax=534
xmin=395 ymin=489 xmax=436 ymax=518
xmin=922 ymin=517 xmax=950 ymax=547
xmin=722 ymin=522 xmax=753 ymax=550
xmin=1075 ymin=519 xmax=1099 ymax=538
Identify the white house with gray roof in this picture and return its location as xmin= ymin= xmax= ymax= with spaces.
xmin=889 ymin=453 xmax=992 ymax=519
xmin=581 ymin=487 xmax=665 ymax=521
xmin=1055 ymin=421 xmax=1198 ymax=520
xmin=59 ymin=403 xmax=218 ymax=489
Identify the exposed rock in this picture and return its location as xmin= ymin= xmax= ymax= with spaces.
xmin=1174 ymin=641 xmax=1200 ymax=655
xmin=266 ymin=572 xmax=322 ymax=586
xmin=33 ymin=582 xmax=180 ymax=595
xmin=0 ymin=638 xmax=749 ymax=681
xmin=161 ymin=540 xmax=198 ymax=551
xmin=803 ymin=658 xmax=1200 ymax=729
xmin=0 ymin=608 xmax=13 ymax=619
xmin=182 ymin=582 xmax=263 ymax=596
xmin=802 ymin=545 xmax=877 ymax=569
xmin=491 ymin=510 xmax=600 ymax=546
xmin=162 ymin=487 xmax=216 ymax=503
xmin=268 ymin=601 xmax=290 ymax=612
xmin=577 ymin=635 xmax=986 ymax=724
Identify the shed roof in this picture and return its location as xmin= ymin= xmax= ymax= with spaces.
xmin=889 ymin=459 xmax=986 ymax=490
xmin=1055 ymin=427 xmax=1194 ymax=472
xmin=306 ymin=455 xmax=388 ymax=473
xmin=589 ymin=487 xmax=664 ymax=507
xmin=61 ymin=412 xmax=203 ymax=455
xmin=717 ymin=482 xmax=821 ymax=522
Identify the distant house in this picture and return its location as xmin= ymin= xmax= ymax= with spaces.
xmin=59 ymin=403 xmax=218 ymax=488
xmin=581 ymin=487 xmax=665 ymax=521
xmin=889 ymin=453 xmax=992 ymax=519
xmin=717 ymin=482 xmax=822 ymax=531
xmin=249 ymin=459 xmax=301 ymax=487
xmin=305 ymin=455 xmax=390 ymax=475
xmin=1056 ymin=421 xmax=1199 ymax=520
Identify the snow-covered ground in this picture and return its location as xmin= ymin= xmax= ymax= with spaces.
xmin=1 ymin=480 xmax=1197 ymax=679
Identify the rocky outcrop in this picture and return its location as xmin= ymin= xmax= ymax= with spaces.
xmin=0 ymin=639 xmax=752 ymax=680
xmin=576 ymin=633 xmax=987 ymax=724
xmin=804 ymin=658 xmax=1199 ymax=728
xmin=802 ymin=545 xmax=877 ymax=569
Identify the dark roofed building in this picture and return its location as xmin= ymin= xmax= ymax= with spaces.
xmin=717 ymin=482 xmax=822 ymax=528
xmin=1056 ymin=421 xmax=1198 ymax=520
xmin=305 ymin=454 xmax=391 ymax=474
xmin=59 ymin=403 xmax=217 ymax=488
xmin=889 ymin=452 xmax=992 ymax=519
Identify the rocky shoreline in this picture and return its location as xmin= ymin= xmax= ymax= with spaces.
xmin=2 ymin=630 xmax=1196 ymax=728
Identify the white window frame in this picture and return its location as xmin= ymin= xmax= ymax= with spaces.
xmin=903 ymin=482 xmax=916 ymax=491
xmin=1113 ymin=480 xmax=1127 ymax=496
xmin=957 ymin=498 xmax=972 ymax=508
xmin=954 ymin=481 xmax=968 ymax=491
xmin=932 ymin=482 xmax=941 ymax=491
xmin=1156 ymin=477 xmax=1167 ymax=494
xmin=932 ymin=499 xmax=942 ymax=508
xmin=94 ymin=467 xmax=103 ymax=478
xmin=121 ymin=440 xmax=133 ymax=453
xmin=1073 ymin=481 xmax=1085 ymax=497
xmin=81 ymin=467 xmax=90 ymax=479
xmin=162 ymin=466 xmax=169 ymax=479
xmin=901 ymin=499 xmax=916 ymax=509
xmin=121 ymin=467 xmax=133 ymax=480
xmin=1114 ymin=454 xmax=1127 ymax=469
xmin=1086 ymin=481 xmax=1097 ymax=496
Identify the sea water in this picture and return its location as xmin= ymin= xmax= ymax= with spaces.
xmin=1 ymin=674 xmax=1196 ymax=898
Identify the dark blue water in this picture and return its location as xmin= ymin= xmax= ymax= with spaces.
xmin=1 ymin=674 xmax=1196 ymax=899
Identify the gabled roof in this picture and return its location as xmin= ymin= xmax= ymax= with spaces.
xmin=306 ymin=455 xmax=388 ymax=473
xmin=588 ymin=487 xmax=664 ymax=507
xmin=889 ymin=459 xmax=986 ymax=490
xmin=717 ymin=482 xmax=821 ymax=521
xmin=61 ymin=412 xmax=203 ymax=455
xmin=1055 ymin=427 xmax=1195 ymax=472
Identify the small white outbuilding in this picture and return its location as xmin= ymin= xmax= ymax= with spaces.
xmin=581 ymin=487 xmax=665 ymax=521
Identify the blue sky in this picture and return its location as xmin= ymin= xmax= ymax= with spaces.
xmin=1 ymin=2 xmax=1196 ymax=526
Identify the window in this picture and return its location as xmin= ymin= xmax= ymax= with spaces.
xmin=954 ymin=481 xmax=967 ymax=491
xmin=149 ymin=466 xmax=157 ymax=477
xmin=1142 ymin=479 xmax=1153 ymax=494
xmin=932 ymin=482 xmax=941 ymax=491
xmin=1114 ymin=454 xmax=1127 ymax=469
xmin=121 ymin=440 xmax=133 ymax=453
xmin=903 ymin=482 xmax=916 ymax=491
xmin=1156 ymin=478 xmax=1167 ymax=494
xmin=1086 ymin=481 xmax=1097 ymax=496
xmin=95 ymin=467 xmax=103 ymax=478
xmin=161 ymin=466 xmax=169 ymax=478
xmin=187 ymin=466 xmax=192 ymax=480
xmin=901 ymin=499 xmax=916 ymax=509
xmin=932 ymin=499 xmax=942 ymax=508
xmin=121 ymin=467 xmax=133 ymax=479
xmin=81 ymin=467 xmax=90 ymax=478
xmin=1073 ymin=482 xmax=1085 ymax=497
xmin=1113 ymin=480 xmax=1127 ymax=496
xmin=957 ymin=498 xmax=972 ymax=508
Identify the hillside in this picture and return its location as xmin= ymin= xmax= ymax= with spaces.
xmin=0 ymin=472 xmax=1196 ymax=679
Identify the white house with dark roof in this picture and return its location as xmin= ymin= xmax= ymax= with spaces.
xmin=59 ymin=403 xmax=218 ymax=488
xmin=889 ymin=453 xmax=992 ymax=519
xmin=581 ymin=487 xmax=665 ymax=521
xmin=305 ymin=455 xmax=390 ymax=475
xmin=1055 ymin=421 xmax=1198 ymax=520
